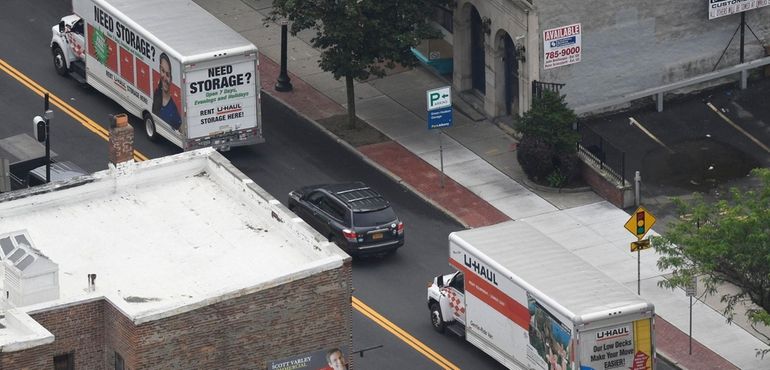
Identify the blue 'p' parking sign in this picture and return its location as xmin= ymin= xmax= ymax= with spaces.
xmin=427 ymin=86 xmax=452 ymax=129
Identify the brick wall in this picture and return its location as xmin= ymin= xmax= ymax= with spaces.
xmin=0 ymin=300 xmax=104 ymax=370
xmin=130 ymin=262 xmax=353 ymax=370
xmin=1 ymin=262 xmax=352 ymax=370
xmin=581 ymin=160 xmax=624 ymax=208
xmin=103 ymin=301 xmax=138 ymax=370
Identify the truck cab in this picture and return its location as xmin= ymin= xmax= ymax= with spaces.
xmin=427 ymin=271 xmax=466 ymax=336
xmin=51 ymin=15 xmax=87 ymax=82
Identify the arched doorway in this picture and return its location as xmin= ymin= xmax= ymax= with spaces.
xmin=502 ymin=33 xmax=519 ymax=115
xmin=470 ymin=7 xmax=485 ymax=94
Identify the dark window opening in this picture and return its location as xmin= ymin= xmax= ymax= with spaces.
xmin=54 ymin=352 xmax=74 ymax=370
xmin=115 ymin=352 xmax=125 ymax=370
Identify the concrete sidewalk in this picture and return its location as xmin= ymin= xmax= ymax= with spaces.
xmin=199 ymin=0 xmax=768 ymax=368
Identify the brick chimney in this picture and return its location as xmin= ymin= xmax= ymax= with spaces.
xmin=108 ymin=114 xmax=134 ymax=165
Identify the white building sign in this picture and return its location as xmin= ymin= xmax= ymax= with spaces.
xmin=543 ymin=23 xmax=582 ymax=70
xmin=708 ymin=0 xmax=770 ymax=20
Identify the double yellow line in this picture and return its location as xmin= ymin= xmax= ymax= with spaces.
xmin=0 ymin=58 xmax=148 ymax=162
xmin=2 ymin=58 xmax=461 ymax=369
xmin=352 ymin=297 xmax=459 ymax=369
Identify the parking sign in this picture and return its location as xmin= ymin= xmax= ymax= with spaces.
xmin=427 ymin=86 xmax=452 ymax=129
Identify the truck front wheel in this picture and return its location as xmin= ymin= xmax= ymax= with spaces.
xmin=53 ymin=46 xmax=68 ymax=76
xmin=143 ymin=113 xmax=158 ymax=142
xmin=430 ymin=302 xmax=446 ymax=333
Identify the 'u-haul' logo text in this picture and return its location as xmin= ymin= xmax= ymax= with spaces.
xmin=464 ymin=255 xmax=498 ymax=286
xmin=595 ymin=326 xmax=630 ymax=341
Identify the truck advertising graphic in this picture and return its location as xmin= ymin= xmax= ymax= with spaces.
xmin=51 ymin=0 xmax=264 ymax=150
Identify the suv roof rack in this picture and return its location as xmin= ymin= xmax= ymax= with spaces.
xmin=329 ymin=184 xmax=388 ymax=211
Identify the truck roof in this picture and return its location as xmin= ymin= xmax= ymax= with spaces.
xmin=88 ymin=0 xmax=257 ymax=62
xmin=449 ymin=220 xmax=653 ymax=322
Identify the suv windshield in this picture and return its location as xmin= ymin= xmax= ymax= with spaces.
xmin=353 ymin=207 xmax=397 ymax=227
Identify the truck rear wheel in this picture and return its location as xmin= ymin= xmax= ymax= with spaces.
xmin=430 ymin=302 xmax=445 ymax=333
xmin=53 ymin=46 xmax=68 ymax=76
xmin=143 ymin=113 xmax=158 ymax=142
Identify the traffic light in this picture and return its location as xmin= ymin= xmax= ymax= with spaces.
xmin=636 ymin=211 xmax=645 ymax=235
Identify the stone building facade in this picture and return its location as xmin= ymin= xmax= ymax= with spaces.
xmin=433 ymin=0 xmax=770 ymax=117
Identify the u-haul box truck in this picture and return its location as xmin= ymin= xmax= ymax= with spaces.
xmin=427 ymin=220 xmax=655 ymax=370
xmin=50 ymin=0 xmax=264 ymax=151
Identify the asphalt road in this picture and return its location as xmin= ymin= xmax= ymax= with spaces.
xmin=0 ymin=1 xmax=503 ymax=369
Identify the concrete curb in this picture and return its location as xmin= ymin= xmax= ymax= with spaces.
xmin=656 ymin=350 xmax=688 ymax=370
xmin=521 ymin=176 xmax=594 ymax=194
xmin=262 ymin=92 xmax=472 ymax=230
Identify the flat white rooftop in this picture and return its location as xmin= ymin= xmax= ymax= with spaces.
xmin=0 ymin=149 xmax=346 ymax=350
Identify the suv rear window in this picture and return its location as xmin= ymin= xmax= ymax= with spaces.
xmin=353 ymin=207 xmax=397 ymax=227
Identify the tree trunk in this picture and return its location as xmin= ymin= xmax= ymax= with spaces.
xmin=346 ymin=75 xmax=356 ymax=129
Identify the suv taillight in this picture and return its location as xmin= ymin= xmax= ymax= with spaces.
xmin=342 ymin=229 xmax=357 ymax=241
xmin=396 ymin=222 xmax=404 ymax=235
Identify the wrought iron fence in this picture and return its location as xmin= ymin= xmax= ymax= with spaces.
xmin=532 ymin=80 xmax=565 ymax=99
xmin=576 ymin=121 xmax=627 ymax=185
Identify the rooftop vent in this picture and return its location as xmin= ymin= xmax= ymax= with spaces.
xmin=0 ymin=230 xmax=59 ymax=307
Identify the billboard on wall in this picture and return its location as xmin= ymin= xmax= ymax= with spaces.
xmin=267 ymin=347 xmax=348 ymax=370
xmin=708 ymin=0 xmax=770 ymax=20
xmin=543 ymin=23 xmax=582 ymax=70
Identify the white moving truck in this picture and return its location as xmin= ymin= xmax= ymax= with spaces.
xmin=50 ymin=0 xmax=264 ymax=151
xmin=427 ymin=220 xmax=655 ymax=370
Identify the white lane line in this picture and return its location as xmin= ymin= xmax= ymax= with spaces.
xmin=629 ymin=116 xmax=675 ymax=153
xmin=706 ymin=102 xmax=770 ymax=154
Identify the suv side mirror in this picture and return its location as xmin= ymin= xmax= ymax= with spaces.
xmin=58 ymin=21 xmax=65 ymax=34
xmin=437 ymin=275 xmax=444 ymax=287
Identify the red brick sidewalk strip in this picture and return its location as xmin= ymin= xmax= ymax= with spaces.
xmin=358 ymin=141 xmax=510 ymax=228
xmin=259 ymin=57 xmax=346 ymax=121
xmin=655 ymin=316 xmax=738 ymax=370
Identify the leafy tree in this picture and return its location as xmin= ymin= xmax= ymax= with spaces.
xmin=652 ymin=168 xmax=770 ymax=352
xmin=514 ymin=91 xmax=580 ymax=186
xmin=267 ymin=0 xmax=450 ymax=128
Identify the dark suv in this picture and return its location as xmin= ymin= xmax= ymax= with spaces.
xmin=288 ymin=182 xmax=404 ymax=256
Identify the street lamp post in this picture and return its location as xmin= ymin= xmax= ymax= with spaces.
xmin=275 ymin=19 xmax=293 ymax=92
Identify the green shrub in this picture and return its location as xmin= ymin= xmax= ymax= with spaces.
xmin=517 ymin=136 xmax=555 ymax=182
xmin=515 ymin=90 xmax=582 ymax=187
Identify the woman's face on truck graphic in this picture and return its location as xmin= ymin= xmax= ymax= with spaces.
xmin=159 ymin=55 xmax=171 ymax=97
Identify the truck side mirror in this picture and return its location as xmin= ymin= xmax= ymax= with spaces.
xmin=437 ymin=275 xmax=444 ymax=287
xmin=58 ymin=21 xmax=65 ymax=34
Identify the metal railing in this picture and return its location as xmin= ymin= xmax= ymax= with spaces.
xmin=532 ymin=80 xmax=565 ymax=99
xmin=574 ymin=55 xmax=770 ymax=116
xmin=577 ymin=122 xmax=626 ymax=185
